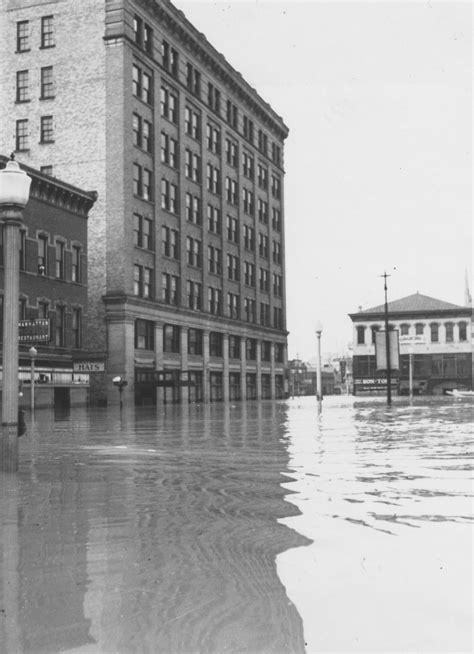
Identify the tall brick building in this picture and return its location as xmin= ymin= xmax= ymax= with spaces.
xmin=0 ymin=0 xmax=288 ymax=405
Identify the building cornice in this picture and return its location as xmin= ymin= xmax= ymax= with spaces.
xmin=349 ymin=308 xmax=473 ymax=322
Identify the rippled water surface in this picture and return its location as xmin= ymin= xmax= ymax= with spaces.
xmin=0 ymin=397 xmax=472 ymax=653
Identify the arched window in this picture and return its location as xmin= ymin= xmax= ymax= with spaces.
xmin=356 ymin=325 xmax=366 ymax=345
xmin=445 ymin=322 xmax=454 ymax=343
xmin=400 ymin=323 xmax=410 ymax=336
xmin=371 ymin=325 xmax=379 ymax=344
xmin=415 ymin=323 xmax=424 ymax=336
xmin=430 ymin=323 xmax=439 ymax=343
xmin=459 ymin=322 xmax=467 ymax=342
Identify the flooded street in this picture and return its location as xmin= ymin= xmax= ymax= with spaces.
xmin=0 ymin=397 xmax=472 ymax=653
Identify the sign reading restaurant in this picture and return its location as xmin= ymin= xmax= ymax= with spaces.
xmin=19 ymin=319 xmax=50 ymax=342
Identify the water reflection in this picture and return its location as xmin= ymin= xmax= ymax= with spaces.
xmin=1 ymin=402 xmax=309 ymax=653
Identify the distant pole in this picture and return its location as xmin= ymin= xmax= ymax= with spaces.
xmin=29 ymin=346 xmax=37 ymax=413
xmin=408 ymin=344 xmax=414 ymax=401
xmin=315 ymin=322 xmax=323 ymax=406
xmin=382 ymin=272 xmax=392 ymax=405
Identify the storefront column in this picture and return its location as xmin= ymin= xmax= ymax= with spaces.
xmin=155 ymin=323 xmax=164 ymax=405
xmin=180 ymin=327 xmax=189 ymax=404
xmin=270 ymin=342 xmax=276 ymax=399
xmin=240 ymin=337 xmax=247 ymax=400
xmin=256 ymin=340 xmax=262 ymax=400
xmin=203 ymin=330 xmax=210 ymax=403
xmin=106 ymin=317 xmax=135 ymax=405
xmin=223 ymin=333 xmax=230 ymax=402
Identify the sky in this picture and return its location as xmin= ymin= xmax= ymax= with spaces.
xmin=174 ymin=0 xmax=472 ymax=360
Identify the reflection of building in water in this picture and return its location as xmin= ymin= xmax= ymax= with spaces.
xmin=0 ymin=1 xmax=288 ymax=407
xmin=0 ymin=156 xmax=97 ymax=409
xmin=349 ymin=292 xmax=473 ymax=395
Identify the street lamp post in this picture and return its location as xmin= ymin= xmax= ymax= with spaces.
xmin=315 ymin=322 xmax=323 ymax=404
xmin=29 ymin=346 xmax=37 ymax=413
xmin=113 ymin=376 xmax=128 ymax=410
xmin=381 ymin=271 xmax=392 ymax=406
xmin=0 ymin=155 xmax=32 ymax=472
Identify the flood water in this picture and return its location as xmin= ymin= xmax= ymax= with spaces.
xmin=0 ymin=396 xmax=472 ymax=653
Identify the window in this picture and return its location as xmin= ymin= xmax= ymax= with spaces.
xmin=259 ymin=267 xmax=269 ymax=292
xmin=258 ymin=233 xmax=268 ymax=258
xmin=188 ymin=328 xmax=203 ymax=355
xmin=40 ymin=115 xmax=54 ymax=143
xmin=208 ymin=245 xmax=222 ymax=275
xmin=162 ymin=41 xmax=178 ymax=76
xmin=161 ymin=179 xmax=178 ymax=213
xmin=133 ymin=15 xmax=142 ymax=45
xmin=18 ymin=297 xmax=27 ymax=321
xmin=135 ymin=319 xmax=154 ymax=349
xmin=41 ymin=16 xmax=54 ymax=48
xmin=163 ymin=324 xmax=180 ymax=353
xmin=38 ymin=301 xmax=49 ymax=319
xmin=162 ymin=226 xmax=179 ymax=259
xmin=246 ymin=372 xmax=257 ymax=399
xmin=132 ymin=64 xmax=152 ymax=104
xmin=242 ymin=152 xmax=254 ymax=179
xmin=246 ymin=338 xmax=257 ymax=360
xmin=143 ymin=24 xmax=153 ymax=55
xmin=133 ymin=164 xmax=152 ymax=200
xmin=257 ymin=164 xmax=268 ymax=189
xmin=207 ymin=205 xmax=221 ymax=234
xmin=40 ymin=66 xmax=54 ymax=99
xmin=206 ymin=164 xmax=220 ymax=194
xmin=357 ymin=326 xmax=366 ymax=345
xmin=162 ymin=273 xmax=179 ymax=305
xmin=400 ymin=324 xmax=409 ymax=336
xmin=226 ymin=100 xmax=238 ymax=128
xmin=38 ymin=235 xmax=48 ymax=274
xmin=273 ymin=273 xmax=282 ymax=297
xmin=16 ymin=119 xmax=28 ymax=151
xmin=72 ymin=246 xmax=81 ymax=282
xmin=185 ymin=149 xmax=201 ymax=182
xmin=208 ymin=83 xmax=220 ymax=113
xmin=55 ymin=240 xmax=64 ymax=279
xmin=160 ymin=86 xmax=178 ymax=123
xmin=242 ymin=188 xmax=254 ymax=216
xmin=261 ymin=341 xmax=271 ymax=361
xmin=55 ymin=305 xmax=65 ymax=346
xmin=225 ymin=177 xmax=237 ymax=204
xmin=208 ymin=287 xmax=222 ymax=316
xmin=40 ymin=165 xmax=53 ymax=176
xmin=161 ymin=132 xmax=178 ymax=168
xmin=227 ymin=215 xmax=239 ymax=243
xmin=445 ymin=322 xmax=454 ymax=342
xmin=133 ymin=114 xmax=152 ymax=152
xmin=275 ymin=343 xmax=285 ymax=363
xmin=272 ymin=208 xmax=281 ymax=232
xmin=185 ymin=106 xmax=200 ymax=139
xmin=206 ymin=123 xmax=220 ymax=154
xmin=272 ymin=241 xmax=281 ymax=264
xmin=187 ymin=280 xmax=202 ymax=310
xmin=133 ymin=214 xmax=153 ymax=250
xmin=257 ymin=198 xmax=268 ymax=223
xmin=371 ymin=325 xmax=379 ymax=344
xmin=209 ymin=331 xmax=223 ymax=357
xmin=225 ymin=138 xmax=238 ymax=167
xmin=258 ymin=129 xmax=268 ymax=155
xmin=271 ymin=174 xmax=281 ymax=199
xmin=17 ymin=21 xmax=29 ymax=52
xmin=72 ymin=308 xmax=82 ymax=348
xmin=243 ymin=115 xmax=254 ymax=143
xmin=272 ymin=142 xmax=281 ymax=166
xmin=133 ymin=264 xmax=153 ymax=298
xmin=186 ymin=237 xmax=202 ymax=268
xmin=227 ymin=293 xmax=239 ymax=320
xmin=185 ymin=193 xmax=201 ymax=224
xmin=273 ymin=306 xmax=283 ymax=329
xmin=142 ymin=71 xmax=152 ymax=104
xmin=244 ymin=262 xmax=255 ymax=287
xmin=244 ymin=225 xmax=255 ymax=251
xmin=229 ymin=335 xmax=240 ymax=359
xmin=260 ymin=302 xmax=270 ymax=327
xmin=227 ymin=254 xmax=239 ymax=281
xmin=186 ymin=63 xmax=201 ymax=96
xmin=430 ymin=323 xmax=439 ymax=343
xmin=244 ymin=298 xmax=256 ymax=323
xmin=459 ymin=322 xmax=467 ymax=342
xmin=415 ymin=323 xmax=424 ymax=336
xmin=16 ymin=70 xmax=29 ymax=102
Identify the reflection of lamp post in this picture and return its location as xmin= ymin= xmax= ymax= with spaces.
xmin=0 ymin=155 xmax=32 ymax=471
xmin=407 ymin=344 xmax=414 ymax=401
xmin=112 ymin=376 xmax=128 ymax=410
xmin=315 ymin=322 xmax=323 ymax=403
xmin=29 ymin=346 xmax=37 ymax=413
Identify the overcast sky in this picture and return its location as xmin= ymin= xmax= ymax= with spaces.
xmin=175 ymin=1 xmax=472 ymax=360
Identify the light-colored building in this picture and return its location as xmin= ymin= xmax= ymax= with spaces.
xmin=0 ymin=0 xmax=288 ymax=405
xmin=349 ymin=292 xmax=472 ymax=395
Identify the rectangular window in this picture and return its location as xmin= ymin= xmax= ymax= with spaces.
xmin=187 ymin=280 xmax=202 ymax=311
xmin=16 ymin=119 xmax=28 ymax=151
xmin=163 ymin=324 xmax=180 ymax=353
xmin=258 ymin=233 xmax=268 ymax=258
xmin=244 ymin=261 xmax=255 ymax=287
xmin=261 ymin=341 xmax=272 ymax=362
xmin=161 ymin=179 xmax=178 ymax=213
xmin=143 ymin=24 xmax=153 ymax=55
xmin=415 ymin=323 xmax=424 ymax=336
xmin=275 ymin=343 xmax=285 ymax=363
xmin=227 ymin=254 xmax=239 ymax=281
xmin=273 ymin=306 xmax=283 ymax=329
xmin=55 ymin=305 xmax=65 ymax=346
xmin=72 ymin=246 xmax=81 ymax=282
xmin=246 ymin=338 xmax=257 ymax=361
xmin=459 ymin=322 xmax=467 ymax=342
xmin=185 ymin=106 xmax=200 ymax=139
xmin=162 ymin=273 xmax=179 ymax=305
xmin=445 ymin=322 xmax=454 ymax=343
xmin=243 ymin=115 xmax=254 ymax=143
xmin=209 ymin=331 xmax=223 ymax=357
xmin=257 ymin=164 xmax=268 ymax=189
xmin=242 ymin=188 xmax=254 ymax=216
xmin=184 ymin=149 xmax=200 ymax=182
xmin=55 ymin=241 xmax=64 ymax=279
xmin=133 ymin=163 xmax=142 ymax=196
xmin=225 ymin=138 xmax=238 ymax=167
xmin=272 ymin=142 xmax=281 ymax=166
xmin=260 ymin=302 xmax=270 ymax=326
xmin=38 ymin=235 xmax=48 ymax=274
xmin=134 ymin=264 xmax=153 ymax=298
xmin=208 ymin=245 xmax=222 ymax=275
xmin=273 ymin=273 xmax=282 ymax=297
xmin=38 ymin=301 xmax=49 ymax=319
xmin=41 ymin=15 xmax=54 ymax=48
xmin=258 ymin=199 xmax=268 ymax=223
xmin=226 ymin=100 xmax=238 ymax=128
xmin=161 ymin=132 xmax=178 ymax=168
xmin=259 ymin=267 xmax=269 ymax=292
xmin=207 ymin=205 xmax=221 ymax=234
xmin=17 ymin=21 xmax=29 ymax=52
xmin=40 ymin=66 xmax=54 ymax=99
xmin=160 ymin=86 xmax=178 ymax=123
xmin=162 ymin=226 xmax=179 ymax=259
xmin=40 ymin=165 xmax=53 ymax=176
xmin=188 ymin=328 xmax=203 ymax=355
xmin=272 ymin=208 xmax=281 ymax=232
xmin=206 ymin=164 xmax=220 ymax=194
xmin=225 ymin=177 xmax=237 ymax=204
xmin=244 ymin=298 xmax=256 ymax=323
xmin=227 ymin=215 xmax=239 ymax=243
xmin=40 ymin=115 xmax=54 ymax=143
xmin=16 ymin=70 xmax=29 ymax=102
xmin=186 ymin=63 xmax=201 ymax=96
xmin=243 ymin=225 xmax=255 ymax=251
xmin=242 ymin=152 xmax=254 ymax=179
xmin=272 ymin=240 xmax=281 ymax=264
xmin=208 ymin=288 xmax=222 ymax=316
xmin=135 ymin=319 xmax=154 ymax=349
xmin=206 ymin=123 xmax=220 ymax=154
xmin=229 ymin=335 xmax=240 ymax=359
xmin=208 ymin=83 xmax=221 ymax=113
xmin=162 ymin=41 xmax=178 ymax=76
xmin=133 ymin=15 xmax=142 ymax=45
xmin=227 ymin=293 xmax=240 ymax=320
xmin=357 ymin=326 xmax=365 ymax=345
xmin=72 ymin=308 xmax=81 ymax=348
xmin=271 ymin=174 xmax=281 ymax=199
xmin=185 ymin=193 xmax=201 ymax=224
xmin=430 ymin=323 xmax=439 ymax=343
xmin=186 ymin=236 xmax=202 ymax=267
xmin=142 ymin=71 xmax=152 ymax=104
xmin=258 ymin=129 xmax=268 ymax=155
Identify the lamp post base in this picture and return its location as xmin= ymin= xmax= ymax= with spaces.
xmin=1 ymin=424 xmax=19 ymax=472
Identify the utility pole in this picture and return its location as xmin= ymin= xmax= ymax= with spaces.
xmin=380 ymin=271 xmax=392 ymax=405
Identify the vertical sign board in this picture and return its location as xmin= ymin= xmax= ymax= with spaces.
xmin=375 ymin=330 xmax=400 ymax=371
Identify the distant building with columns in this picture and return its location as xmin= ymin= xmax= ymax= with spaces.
xmin=0 ymin=0 xmax=288 ymax=405
xmin=349 ymin=292 xmax=472 ymax=395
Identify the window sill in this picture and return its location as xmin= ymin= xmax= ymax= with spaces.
xmin=15 ymin=49 xmax=31 ymax=54
xmin=39 ymin=96 xmax=56 ymax=101
xmin=39 ymin=140 xmax=55 ymax=145
xmin=39 ymin=44 xmax=56 ymax=50
xmin=15 ymin=99 xmax=31 ymax=105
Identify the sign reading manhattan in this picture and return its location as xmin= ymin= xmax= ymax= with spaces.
xmin=19 ymin=319 xmax=50 ymax=342
xmin=73 ymin=361 xmax=105 ymax=373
